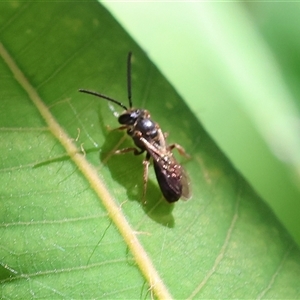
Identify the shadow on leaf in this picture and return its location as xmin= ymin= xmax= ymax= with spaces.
xmin=99 ymin=129 xmax=175 ymax=227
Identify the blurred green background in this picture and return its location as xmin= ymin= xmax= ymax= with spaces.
xmin=102 ymin=2 xmax=300 ymax=245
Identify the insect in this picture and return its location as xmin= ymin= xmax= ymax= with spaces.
xmin=79 ymin=52 xmax=191 ymax=203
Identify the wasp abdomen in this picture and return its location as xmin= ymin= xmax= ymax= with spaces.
xmin=153 ymin=160 xmax=182 ymax=203
xmin=79 ymin=52 xmax=190 ymax=204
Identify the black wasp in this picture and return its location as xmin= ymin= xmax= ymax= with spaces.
xmin=79 ymin=52 xmax=191 ymax=203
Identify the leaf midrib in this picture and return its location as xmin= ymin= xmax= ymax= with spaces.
xmin=0 ymin=41 xmax=172 ymax=300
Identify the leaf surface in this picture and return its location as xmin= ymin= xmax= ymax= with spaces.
xmin=1 ymin=1 xmax=300 ymax=299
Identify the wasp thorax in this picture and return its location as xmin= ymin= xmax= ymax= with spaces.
xmin=135 ymin=118 xmax=157 ymax=138
xmin=79 ymin=52 xmax=190 ymax=203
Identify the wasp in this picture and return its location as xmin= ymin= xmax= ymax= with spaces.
xmin=79 ymin=52 xmax=191 ymax=203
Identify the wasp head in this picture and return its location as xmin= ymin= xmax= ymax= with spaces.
xmin=118 ymin=109 xmax=142 ymax=125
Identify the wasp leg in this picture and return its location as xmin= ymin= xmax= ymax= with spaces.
xmin=168 ymin=143 xmax=191 ymax=158
xmin=142 ymin=153 xmax=151 ymax=204
xmin=106 ymin=125 xmax=128 ymax=132
xmin=115 ymin=147 xmax=144 ymax=156
xmin=115 ymin=125 xmax=128 ymax=131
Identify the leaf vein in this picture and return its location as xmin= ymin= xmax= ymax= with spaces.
xmin=187 ymin=188 xmax=241 ymax=299
xmin=0 ymin=41 xmax=173 ymax=300
xmin=256 ymin=244 xmax=293 ymax=299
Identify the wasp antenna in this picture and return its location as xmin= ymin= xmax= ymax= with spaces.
xmin=78 ymin=89 xmax=128 ymax=111
xmin=127 ymin=52 xmax=133 ymax=108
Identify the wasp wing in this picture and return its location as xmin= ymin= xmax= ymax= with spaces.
xmin=179 ymin=165 xmax=191 ymax=200
xmin=140 ymin=137 xmax=191 ymax=203
xmin=152 ymin=159 xmax=181 ymax=202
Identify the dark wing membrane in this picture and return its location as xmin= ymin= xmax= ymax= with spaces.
xmin=180 ymin=166 xmax=191 ymax=200
xmin=140 ymin=137 xmax=191 ymax=202
xmin=153 ymin=160 xmax=182 ymax=203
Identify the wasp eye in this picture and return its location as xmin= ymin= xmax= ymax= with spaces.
xmin=118 ymin=110 xmax=140 ymax=125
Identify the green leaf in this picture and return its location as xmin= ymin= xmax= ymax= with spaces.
xmin=102 ymin=2 xmax=300 ymax=246
xmin=1 ymin=1 xmax=300 ymax=299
